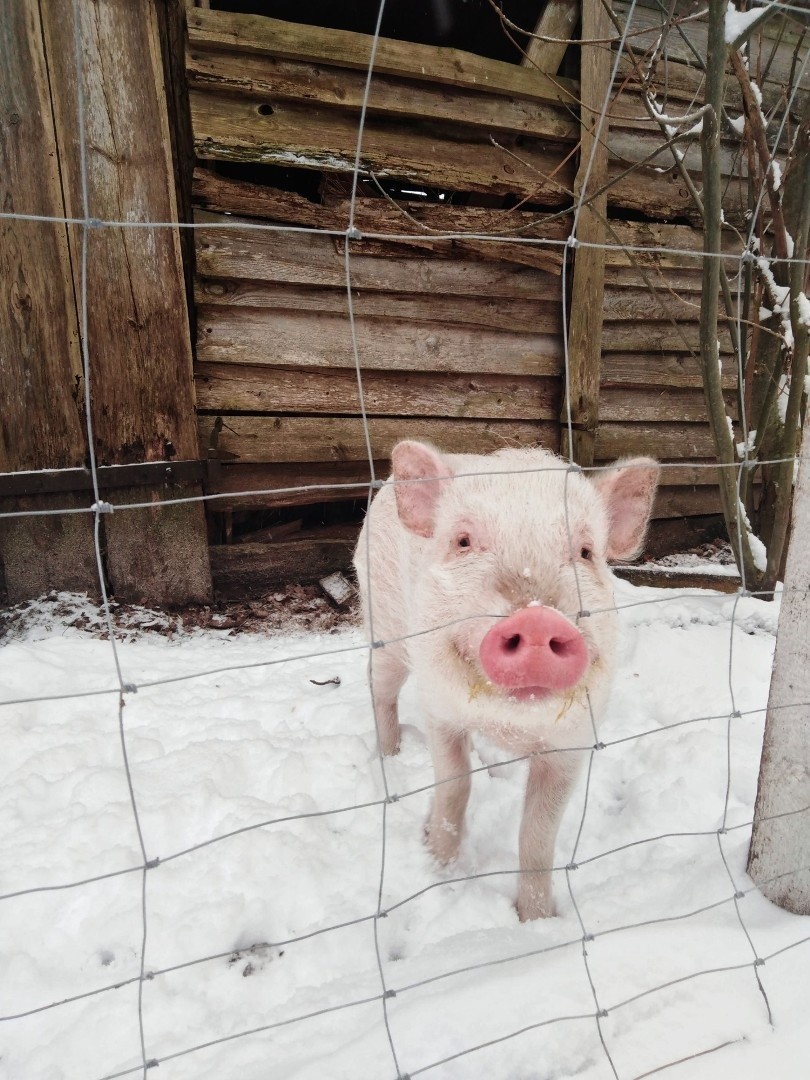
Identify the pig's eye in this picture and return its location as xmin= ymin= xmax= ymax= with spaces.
xmin=580 ymin=546 xmax=593 ymax=561
xmin=456 ymin=533 xmax=472 ymax=550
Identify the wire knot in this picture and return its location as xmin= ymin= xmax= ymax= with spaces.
xmin=122 ymin=683 xmax=138 ymax=695
xmin=566 ymin=862 xmax=579 ymax=872
xmin=91 ymin=501 xmax=114 ymax=514
xmin=346 ymin=226 xmax=362 ymax=240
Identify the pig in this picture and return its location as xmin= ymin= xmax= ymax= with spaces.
xmin=354 ymin=440 xmax=659 ymax=920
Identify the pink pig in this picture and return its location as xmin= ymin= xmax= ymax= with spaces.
xmin=354 ymin=440 xmax=659 ymax=920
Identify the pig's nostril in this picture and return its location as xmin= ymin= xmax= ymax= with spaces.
xmin=504 ymin=634 xmax=522 ymax=653
xmin=549 ymin=637 xmax=569 ymax=657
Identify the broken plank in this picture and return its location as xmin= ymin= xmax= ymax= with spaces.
xmin=190 ymin=89 xmax=575 ymax=202
xmin=187 ymin=49 xmax=577 ymax=142
xmin=211 ymin=525 xmax=359 ymax=597
xmin=187 ymin=7 xmax=579 ymax=107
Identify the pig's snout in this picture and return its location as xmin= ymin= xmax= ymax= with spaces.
xmin=479 ymin=607 xmax=589 ymax=699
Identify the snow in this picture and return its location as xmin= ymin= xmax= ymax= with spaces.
xmin=2 ymin=584 xmax=809 ymax=1080
xmin=797 ymin=292 xmax=810 ymax=328
xmin=724 ymin=3 xmax=771 ymax=45
xmin=770 ymin=159 xmax=782 ymax=192
xmin=729 ymin=114 xmax=746 ymax=135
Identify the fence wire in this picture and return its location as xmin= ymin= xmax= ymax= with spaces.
xmin=2 ymin=0 xmax=810 ymax=1077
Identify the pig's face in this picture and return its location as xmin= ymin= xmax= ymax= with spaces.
xmin=391 ymin=441 xmax=659 ymax=732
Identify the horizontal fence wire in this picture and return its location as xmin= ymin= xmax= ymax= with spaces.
xmin=2 ymin=0 xmax=810 ymax=1077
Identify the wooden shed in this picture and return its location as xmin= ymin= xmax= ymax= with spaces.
xmin=2 ymin=0 xmax=808 ymax=603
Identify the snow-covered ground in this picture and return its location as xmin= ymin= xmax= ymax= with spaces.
xmin=1 ymin=579 xmax=808 ymax=1080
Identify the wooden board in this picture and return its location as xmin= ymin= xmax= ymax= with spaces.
xmin=564 ymin=0 xmax=611 ymax=465
xmin=195 ymin=221 xmax=562 ymax=298
xmin=196 ymin=307 xmax=562 ymax=376
xmin=595 ymin=422 xmax=716 ymax=459
xmin=198 ymin=415 xmax=560 ymax=464
xmin=187 ymin=6 xmax=579 ymax=107
xmin=195 ymin=278 xmax=563 ymax=336
xmin=0 ymin=0 xmax=96 ymax=601
xmin=190 ymin=89 xmax=576 ymax=203
xmin=187 ymin=49 xmax=578 ymax=142
xmin=40 ymin=0 xmax=211 ymax=605
xmin=195 ymin=363 xmax=560 ymax=420
xmin=601 ymin=353 xmax=738 ymax=389
xmin=211 ymin=526 xmax=360 ymax=597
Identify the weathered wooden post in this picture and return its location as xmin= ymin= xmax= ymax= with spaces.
xmin=38 ymin=0 xmax=212 ymax=606
xmin=562 ymin=0 xmax=609 ymax=467
xmin=747 ymin=405 xmax=810 ymax=913
xmin=0 ymin=0 xmax=98 ymax=601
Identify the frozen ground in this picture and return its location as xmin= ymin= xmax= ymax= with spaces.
xmin=1 ymin=579 xmax=808 ymax=1080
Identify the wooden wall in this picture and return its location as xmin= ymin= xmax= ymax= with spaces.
xmin=183 ymin=0 xmax=802 ymax=585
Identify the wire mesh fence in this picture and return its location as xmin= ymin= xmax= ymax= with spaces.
xmin=2 ymin=0 xmax=810 ymax=1077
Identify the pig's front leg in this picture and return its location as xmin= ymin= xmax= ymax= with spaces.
xmin=517 ymin=754 xmax=582 ymax=921
xmin=370 ymin=643 xmax=407 ymax=755
xmin=424 ymin=722 xmax=471 ymax=865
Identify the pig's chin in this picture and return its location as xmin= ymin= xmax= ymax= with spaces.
xmin=504 ymin=685 xmax=555 ymax=704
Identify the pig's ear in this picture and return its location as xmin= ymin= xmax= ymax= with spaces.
xmin=391 ymin=440 xmax=453 ymax=538
xmin=593 ymin=458 xmax=659 ymax=561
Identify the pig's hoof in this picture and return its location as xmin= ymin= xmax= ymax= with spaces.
xmin=379 ymin=734 xmax=401 ymax=756
xmin=377 ymin=723 xmax=401 ymax=756
xmin=424 ymin=818 xmax=461 ymax=865
xmin=516 ymin=893 xmax=556 ymax=921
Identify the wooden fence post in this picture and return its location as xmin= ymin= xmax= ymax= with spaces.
xmin=39 ymin=0 xmax=211 ymax=606
xmin=563 ymin=0 xmax=610 ymax=467
xmin=747 ymin=406 xmax=810 ymax=914
xmin=0 ymin=0 xmax=97 ymax=602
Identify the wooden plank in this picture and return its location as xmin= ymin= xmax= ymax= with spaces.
xmin=187 ymin=6 xmax=579 ymax=107
xmin=196 ymin=367 xmax=734 ymax=425
xmin=601 ymin=322 xmax=734 ymax=353
xmin=565 ymin=0 xmax=611 ymax=466
xmin=192 ymin=168 xmax=575 ymax=240
xmin=187 ymin=49 xmax=578 ymax=142
xmin=653 ymin=485 xmax=724 ymax=520
xmin=598 ymin=387 xmax=735 ymax=423
xmin=613 ymin=565 xmax=741 ymax=592
xmin=211 ymin=525 xmax=359 ymax=597
xmin=195 ymin=363 xmax=560 ymax=420
xmin=41 ymin=0 xmax=211 ymax=606
xmin=205 ymin=461 xmax=381 ymax=510
xmin=602 ymin=287 xmax=705 ymax=323
xmin=197 ymin=416 xmax=560 ymax=464
xmin=195 ymin=222 xmax=562 ymax=299
xmin=601 ymin=352 xmax=738 ymax=389
xmin=0 ymin=0 xmax=96 ymax=601
xmin=595 ymin=422 xmax=716 ymax=459
xmin=195 ymin=279 xmax=563 ymax=336
xmin=196 ymin=307 xmax=562 ymax=376
xmin=195 ymin=212 xmax=739 ymax=284
xmin=190 ymin=89 xmax=576 ymax=203
xmin=521 ymin=0 xmax=580 ymax=76
xmin=203 ymin=460 xmax=733 ymax=513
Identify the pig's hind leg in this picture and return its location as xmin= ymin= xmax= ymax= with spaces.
xmin=424 ymin=723 xmax=471 ymax=864
xmin=516 ymin=755 xmax=582 ymax=920
xmin=370 ymin=643 xmax=407 ymax=755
